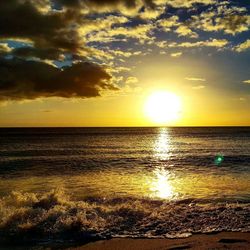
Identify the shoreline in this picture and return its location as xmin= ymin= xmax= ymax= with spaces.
xmin=0 ymin=232 xmax=249 ymax=249
xmin=67 ymin=232 xmax=250 ymax=250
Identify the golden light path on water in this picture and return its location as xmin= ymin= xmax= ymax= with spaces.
xmin=0 ymin=128 xmax=250 ymax=200
xmin=150 ymin=128 xmax=174 ymax=199
xmin=149 ymin=128 xmax=250 ymax=200
xmin=150 ymin=167 xmax=173 ymax=199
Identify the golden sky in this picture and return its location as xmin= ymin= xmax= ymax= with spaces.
xmin=0 ymin=0 xmax=250 ymax=126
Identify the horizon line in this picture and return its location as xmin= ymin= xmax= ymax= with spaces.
xmin=1 ymin=125 xmax=250 ymax=128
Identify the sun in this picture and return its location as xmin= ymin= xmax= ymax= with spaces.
xmin=145 ymin=91 xmax=181 ymax=124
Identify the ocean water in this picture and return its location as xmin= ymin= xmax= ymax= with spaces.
xmin=0 ymin=127 xmax=249 ymax=246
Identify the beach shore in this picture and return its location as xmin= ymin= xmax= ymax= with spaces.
xmin=67 ymin=232 xmax=250 ymax=250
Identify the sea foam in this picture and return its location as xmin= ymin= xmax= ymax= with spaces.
xmin=0 ymin=189 xmax=249 ymax=246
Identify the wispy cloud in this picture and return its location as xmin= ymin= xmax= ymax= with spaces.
xmin=185 ymin=77 xmax=206 ymax=81
xmin=171 ymin=52 xmax=182 ymax=57
xmin=167 ymin=39 xmax=229 ymax=49
xmin=125 ymin=77 xmax=138 ymax=85
xmin=239 ymin=97 xmax=246 ymax=101
xmin=192 ymin=85 xmax=206 ymax=90
xmin=235 ymin=40 xmax=250 ymax=52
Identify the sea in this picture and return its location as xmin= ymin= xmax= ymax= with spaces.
xmin=0 ymin=127 xmax=249 ymax=247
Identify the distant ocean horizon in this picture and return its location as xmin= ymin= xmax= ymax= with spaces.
xmin=3 ymin=125 xmax=250 ymax=128
xmin=0 ymin=127 xmax=249 ymax=246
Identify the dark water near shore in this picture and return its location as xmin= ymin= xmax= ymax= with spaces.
xmin=0 ymin=127 xmax=249 ymax=247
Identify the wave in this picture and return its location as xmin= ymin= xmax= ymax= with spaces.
xmin=0 ymin=189 xmax=249 ymax=247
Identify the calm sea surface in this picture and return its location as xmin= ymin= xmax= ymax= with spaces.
xmin=0 ymin=127 xmax=249 ymax=245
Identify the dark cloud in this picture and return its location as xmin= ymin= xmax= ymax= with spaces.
xmin=0 ymin=1 xmax=152 ymax=54
xmin=87 ymin=0 xmax=156 ymax=9
xmin=12 ymin=47 xmax=64 ymax=61
xmin=0 ymin=0 xmax=81 ymax=52
xmin=54 ymin=0 xmax=156 ymax=10
xmin=0 ymin=1 xmax=121 ymax=101
xmin=0 ymin=58 xmax=117 ymax=100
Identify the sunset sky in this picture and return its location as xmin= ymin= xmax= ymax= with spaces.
xmin=0 ymin=0 xmax=250 ymax=126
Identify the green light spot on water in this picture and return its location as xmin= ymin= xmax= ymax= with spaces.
xmin=214 ymin=155 xmax=224 ymax=165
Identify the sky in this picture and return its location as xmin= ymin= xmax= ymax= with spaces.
xmin=0 ymin=0 xmax=250 ymax=127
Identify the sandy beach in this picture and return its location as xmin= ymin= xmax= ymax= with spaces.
xmin=68 ymin=232 xmax=250 ymax=250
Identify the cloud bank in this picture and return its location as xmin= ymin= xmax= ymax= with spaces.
xmin=0 ymin=58 xmax=116 ymax=100
xmin=0 ymin=0 xmax=249 ymax=101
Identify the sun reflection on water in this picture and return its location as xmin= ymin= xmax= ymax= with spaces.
xmin=154 ymin=128 xmax=170 ymax=160
xmin=150 ymin=167 xmax=174 ymax=199
xmin=3 ymin=129 xmax=249 ymax=201
xmin=150 ymin=128 xmax=175 ymax=199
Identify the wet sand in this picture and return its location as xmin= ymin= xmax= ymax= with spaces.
xmin=68 ymin=232 xmax=250 ymax=250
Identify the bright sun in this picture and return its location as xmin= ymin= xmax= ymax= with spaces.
xmin=145 ymin=91 xmax=181 ymax=124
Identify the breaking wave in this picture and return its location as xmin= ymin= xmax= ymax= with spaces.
xmin=0 ymin=189 xmax=249 ymax=246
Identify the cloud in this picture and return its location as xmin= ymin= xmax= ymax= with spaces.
xmin=185 ymin=77 xmax=206 ymax=81
xmin=175 ymin=25 xmax=198 ymax=38
xmin=139 ymin=5 xmax=165 ymax=20
xmin=243 ymin=80 xmax=250 ymax=84
xmin=158 ymin=16 xmax=198 ymax=38
xmin=12 ymin=47 xmax=65 ymax=61
xmin=155 ymin=41 xmax=168 ymax=48
xmin=192 ymin=85 xmax=205 ymax=89
xmin=0 ymin=58 xmax=118 ymax=101
xmin=86 ymin=23 xmax=155 ymax=44
xmin=79 ymin=15 xmax=129 ymax=38
xmin=164 ymin=0 xmax=216 ymax=8
xmin=0 ymin=43 xmax=13 ymax=53
xmin=54 ymin=0 xmax=217 ymax=13
xmin=0 ymin=0 xmax=248 ymax=103
xmin=202 ymin=39 xmax=229 ymax=48
xmin=56 ymin=0 xmax=214 ymax=16
xmin=157 ymin=16 xmax=179 ymax=31
xmin=110 ymin=50 xmax=142 ymax=58
xmin=235 ymin=40 xmax=250 ymax=52
xmin=171 ymin=52 xmax=182 ymax=57
xmin=0 ymin=0 xmax=128 ymax=100
xmin=24 ymin=0 xmax=52 ymax=13
xmin=109 ymin=66 xmax=131 ymax=74
xmin=125 ymin=76 xmax=138 ymax=84
xmin=54 ymin=0 xmax=157 ymax=16
xmin=156 ymin=39 xmax=228 ymax=49
xmin=168 ymin=39 xmax=229 ymax=48
xmin=239 ymin=97 xmax=246 ymax=101
xmin=191 ymin=5 xmax=250 ymax=35
xmin=0 ymin=1 xmax=83 ymax=53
